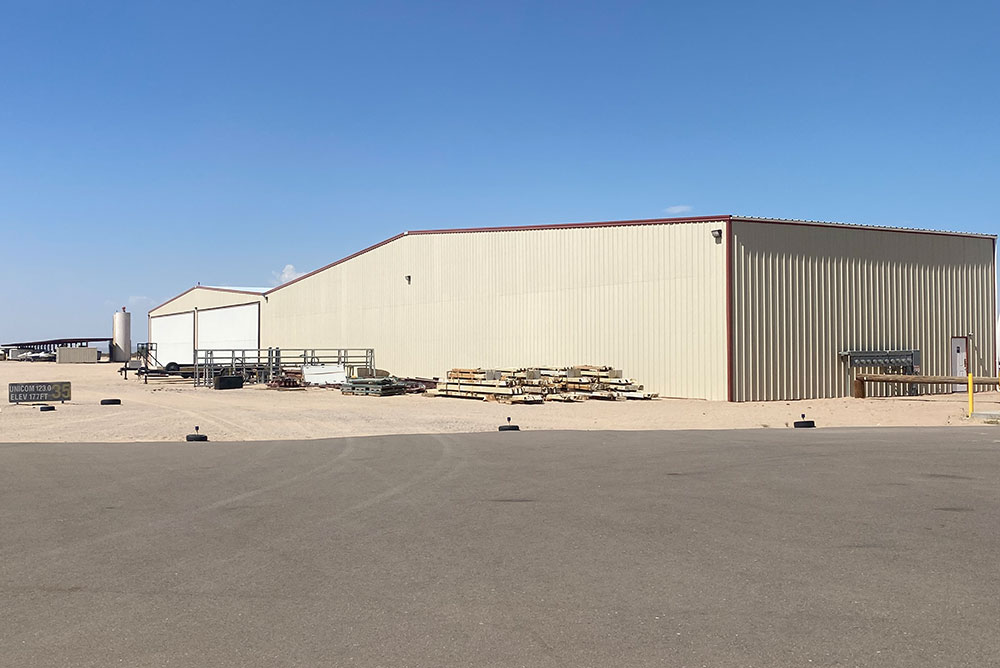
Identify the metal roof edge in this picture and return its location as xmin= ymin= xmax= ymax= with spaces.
xmin=266 ymin=233 xmax=408 ymax=294
xmin=731 ymin=216 xmax=996 ymax=240
xmin=202 ymin=285 xmax=270 ymax=293
xmin=407 ymin=215 xmax=732 ymax=236
xmin=149 ymin=286 xmax=266 ymax=315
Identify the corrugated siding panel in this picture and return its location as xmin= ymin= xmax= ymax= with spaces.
xmin=731 ymin=221 xmax=996 ymax=401
xmin=262 ymin=222 xmax=729 ymax=399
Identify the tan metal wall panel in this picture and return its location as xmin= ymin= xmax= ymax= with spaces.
xmin=56 ymin=347 xmax=99 ymax=364
xmin=731 ymin=220 xmax=996 ymax=401
xmin=262 ymin=222 xmax=730 ymax=399
xmin=150 ymin=287 xmax=264 ymax=317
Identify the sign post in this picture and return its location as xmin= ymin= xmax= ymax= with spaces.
xmin=8 ymin=382 xmax=72 ymax=404
xmin=967 ymin=373 xmax=974 ymax=418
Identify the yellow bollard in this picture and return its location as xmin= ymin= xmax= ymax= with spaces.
xmin=967 ymin=373 xmax=974 ymax=418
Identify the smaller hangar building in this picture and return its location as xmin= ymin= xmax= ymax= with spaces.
xmin=147 ymin=286 xmax=265 ymax=367
xmin=149 ymin=216 xmax=997 ymax=401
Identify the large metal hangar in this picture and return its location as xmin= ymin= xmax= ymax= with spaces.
xmin=148 ymin=216 xmax=997 ymax=401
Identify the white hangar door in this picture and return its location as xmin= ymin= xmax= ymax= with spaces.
xmin=196 ymin=303 xmax=260 ymax=363
xmin=149 ymin=312 xmax=195 ymax=367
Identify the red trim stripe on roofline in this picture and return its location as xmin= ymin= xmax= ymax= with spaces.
xmin=149 ymin=286 xmax=265 ymax=315
xmin=266 ymin=233 xmax=408 ymax=293
xmin=407 ymin=215 xmax=732 ymax=236
xmin=265 ymin=217 xmax=730 ymax=294
xmin=731 ymin=216 xmax=997 ymax=240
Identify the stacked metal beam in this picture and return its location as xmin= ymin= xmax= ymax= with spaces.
xmin=432 ymin=369 xmax=543 ymax=404
xmin=430 ymin=366 xmax=658 ymax=403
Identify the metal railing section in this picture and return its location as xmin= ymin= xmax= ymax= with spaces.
xmin=193 ymin=348 xmax=375 ymax=386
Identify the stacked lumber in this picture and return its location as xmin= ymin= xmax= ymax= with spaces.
xmin=430 ymin=366 xmax=657 ymax=403
xmin=341 ymin=377 xmax=408 ymax=397
xmin=543 ymin=365 xmax=657 ymax=401
xmin=433 ymin=374 xmax=543 ymax=404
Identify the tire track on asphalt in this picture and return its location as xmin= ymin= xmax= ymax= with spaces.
xmin=181 ymin=434 xmax=469 ymax=592
xmin=35 ymin=438 xmax=359 ymax=559
xmin=317 ymin=434 xmax=465 ymax=524
xmin=350 ymin=433 xmax=472 ymax=512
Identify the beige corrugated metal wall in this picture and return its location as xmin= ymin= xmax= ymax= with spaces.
xmin=262 ymin=222 xmax=730 ymax=399
xmin=150 ymin=287 xmax=264 ymax=317
xmin=730 ymin=220 xmax=997 ymax=401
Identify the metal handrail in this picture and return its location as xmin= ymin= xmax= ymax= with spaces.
xmin=193 ymin=347 xmax=375 ymax=386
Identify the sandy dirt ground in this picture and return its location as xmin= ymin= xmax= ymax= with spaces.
xmin=1 ymin=360 xmax=998 ymax=442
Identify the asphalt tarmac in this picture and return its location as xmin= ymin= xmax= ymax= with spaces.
xmin=1 ymin=427 xmax=998 ymax=667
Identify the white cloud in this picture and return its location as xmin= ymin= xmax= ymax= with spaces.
xmin=664 ymin=205 xmax=694 ymax=215
xmin=128 ymin=295 xmax=152 ymax=306
xmin=272 ymin=264 xmax=306 ymax=285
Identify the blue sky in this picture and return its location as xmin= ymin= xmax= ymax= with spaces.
xmin=1 ymin=0 xmax=997 ymax=345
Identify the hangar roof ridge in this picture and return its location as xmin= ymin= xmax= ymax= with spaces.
xmin=149 ymin=285 xmax=266 ymax=315
xmin=202 ymin=285 xmax=269 ymax=293
xmin=731 ymin=215 xmax=997 ymax=240
xmin=406 ymin=215 xmax=731 ymax=235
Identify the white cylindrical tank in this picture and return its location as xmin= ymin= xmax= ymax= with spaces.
xmin=112 ymin=309 xmax=132 ymax=362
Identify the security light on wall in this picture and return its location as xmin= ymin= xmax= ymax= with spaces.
xmin=405 ymin=275 xmax=411 ymax=284
xmin=711 ymin=229 xmax=723 ymax=243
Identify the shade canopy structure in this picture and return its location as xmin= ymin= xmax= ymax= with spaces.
xmin=2 ymin=337 xmax=112 ymax=353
